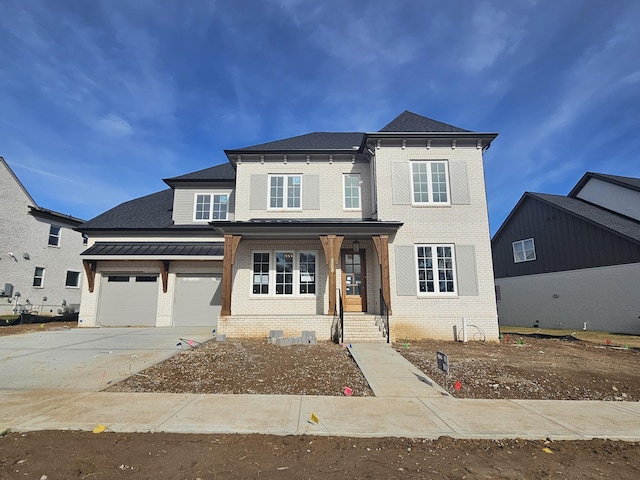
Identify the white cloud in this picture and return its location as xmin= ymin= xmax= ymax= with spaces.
xmin=95 ymin=114 xmax=134 ymax=137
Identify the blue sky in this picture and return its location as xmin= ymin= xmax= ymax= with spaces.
xmin=2 ymin=0 xmax=639 ymax=234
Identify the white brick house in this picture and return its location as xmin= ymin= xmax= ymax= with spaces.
xmin=78 ymin=111 xmax=499 ymax=342
xmin=0 ymin=157 xmax=86 ymax=316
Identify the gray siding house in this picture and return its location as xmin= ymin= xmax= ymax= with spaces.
xmin=0 ymin=157 xmax=86 ymax=316
xmin=78 ymin=111 xmax=500 ymax=342
xmin=492 ymin=172 xmax=640 ymax=334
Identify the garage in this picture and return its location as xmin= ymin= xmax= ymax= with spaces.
xmin=173 ymin=274 xmax=222 ymax=327
xmin=97 ymin=274 xmax=159 ymax=326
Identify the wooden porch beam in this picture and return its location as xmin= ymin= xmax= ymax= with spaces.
xmin=160 ymin=260 xmax=170 ymax=293
xmin=372 ymin=235 xmax=392 ymax=314
xmin=320 ymin=234 xmax=344 ymax=315
xmin=82 ymin=260 xmax=96 ymax=293
xmin=221 ymin=234 xmax=241 ymax=316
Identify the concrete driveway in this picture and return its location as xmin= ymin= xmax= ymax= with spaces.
xmin=0 ymin=327 xmax=214 ymax=391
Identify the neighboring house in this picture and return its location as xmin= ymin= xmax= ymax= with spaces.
xmin=0 ymin=157 xmax=86 ymax=316
xmin=77 ymin=111 xmax=499 ymax=342
xmin=492 ymin=172 xmax=640 ymax=335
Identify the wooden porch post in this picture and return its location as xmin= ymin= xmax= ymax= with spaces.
xmin=159 ymin=261 xmax=170 ymax=293
xmin=320 ymin=234 xmax=344 ymax=315
xmin=82 ymin=260 xmax=96 ymax=293
xmin=372 ymin=235 xmax=392 ymax=314
xmin=221 ymin=234 xmax=241 ymax=316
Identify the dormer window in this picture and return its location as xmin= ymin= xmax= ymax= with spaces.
xmin=194 ymin=194 xmax=228 ymax=221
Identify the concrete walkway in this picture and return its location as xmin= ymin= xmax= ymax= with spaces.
xmin=1 ymin=340 xmax=640 ymax=440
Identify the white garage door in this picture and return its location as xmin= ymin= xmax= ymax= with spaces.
xmin=98 ymin=274 xmax=159 ymax=326
xmin=173 ymin=274 xmax=222 ymax=328
xmin=173 ymin=274 xmax=222 ymax=327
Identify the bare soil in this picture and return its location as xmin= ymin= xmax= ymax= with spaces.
xmin=2 ymin=431 xmax=640 ymax=480
xmin=0 ymin=321 xmax=77 ymax=336
xmin=2 ymin=326 xmax=640 ymax=479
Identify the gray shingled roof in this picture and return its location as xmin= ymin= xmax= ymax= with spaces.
xmin=81 ymin=241 xmax=224 ymax=257
xmin=531 ymin=193 xmax=640 ymax=243
xmin=379 ymin=110 xmax=469 ymax=133
xmin=78 ymin=189 xmax=175 ymax=230
xmin=163 ymin=162 xmax=235 ymax=183
xmin=227 ymin=132 xmax=365 ymax=152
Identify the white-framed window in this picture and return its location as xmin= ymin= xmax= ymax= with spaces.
xmin=194 ymin=193 xmax=228 ymax=221
xmin=275 ymin=251 xmax=294 ymax=295
xmin=48 ymin=225 xmax=61 ymax=246
xmin=33 ymin=267 xmax=45 ymax=287
xmin=252 ymin=252 xmax=270 ymax=294
xmin=82 ymin=234 xmax=88 ymax=246
xmin=343 ymin=174 xmax=361 ymax=210
xmin=269 ymin=174 xmax=301 ymax=209
xmin=251 ymin=250 xmax=317 ymax=296
xmin=411 ymin=161 xmax=449 ymax=205
xmin=513 ymin=238 xmax=536 ymax=263
xmin=299 ymin=252 xmax=316 ymax=294
xmin=65 ymin=271 xmax=81 ymax=288
xmin=415 ymin=244 xmax=456 ymax=294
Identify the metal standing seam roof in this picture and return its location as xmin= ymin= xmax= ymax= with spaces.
xmin=81 ymin=242 xmax=225 ymax=257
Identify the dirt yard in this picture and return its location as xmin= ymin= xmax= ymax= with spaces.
xmin=2 ymin=325 xmax=640 ymax=478
xmin=2 ymin=431 xmax=639 ymax=479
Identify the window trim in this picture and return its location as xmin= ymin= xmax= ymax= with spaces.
xmin=193 ymin=193 xmax=229 ymax=221
xmin=512 ymin=238 xmax=536 ymax=263
xmin=33 ymin=267 xmax=45 ymax=288
xmin=415 ymin=244 xmax=457 ymax=296
xmin=343 ymin=173 xmax=362 ymax=210
xmin=48 ymin=225 xmax=61 ymax=247
xmin=65 ymin=270 xmax=81 ymax=288
xmin=268 ymin=174 xmax=303 ymax=210
xmin=410 ymin=160 xmax=451 ymax=206
xmin=250 ymin=249 xmax=317 ymax=297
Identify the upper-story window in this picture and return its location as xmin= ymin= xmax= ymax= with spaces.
xmin=194 ymin=194 xmax=228 ymax=221
xmin=343 ymin=174 xmax=361 ymax=210
xmin=82 ymin=234 xmax=88 ymax=246
xmin=269 ymin=175 xmax=301 ymax=209
xmin=513 ymin=238 xmax=536 ymax=263
xmin=48 ymin=225 xmax=61 ymax=246
xmin=411 ymin=161 xmax=449 ymax=205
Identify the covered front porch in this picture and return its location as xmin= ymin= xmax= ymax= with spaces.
xmin=211 ymin=219 xmax=402 ymax=342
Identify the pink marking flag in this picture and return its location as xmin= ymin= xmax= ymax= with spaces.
xmin=344 ymin=386 xmax=353 ymax=396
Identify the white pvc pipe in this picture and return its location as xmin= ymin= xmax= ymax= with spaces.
xmin=462 ymin=316 xmax=468 ymax=343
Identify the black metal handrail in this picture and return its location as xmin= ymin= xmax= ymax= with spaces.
xmin=338 ymin=289 xmax=344 ymax=344
xmin=380 ymin=289 xmax=390 ymax=343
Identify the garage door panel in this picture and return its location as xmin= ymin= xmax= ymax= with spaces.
xmin=98 ymin=275 xmax=158 ymax=326
xmin=174 ymin=274 xmax=221 ymax=327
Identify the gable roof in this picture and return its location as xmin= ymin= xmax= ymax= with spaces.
xmin=163 ymin=162 xmax=236 ymax=187
xmin=493 ymin=192 xmax=640 ymax=245
xmin=378 ymin=110 xmax=470 ymax=132
xmin=1 ymin=156 xmax=38 ymax=207
xmin=226 ymin=132 xmax=366 ymax=154
xmin=569 ymin=172 xmax=640 ymax=197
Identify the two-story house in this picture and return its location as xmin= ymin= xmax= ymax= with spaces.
xmin=492 ymin=172 xmax=640 ymax=335
xmin=77 ymin=111 xmax=499 ymax=342
xmin=0 ymin=157 xmax=86 ymax=316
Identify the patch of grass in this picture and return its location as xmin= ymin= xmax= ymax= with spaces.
xmin=500 ymin=325 xmax=640 ymax=348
